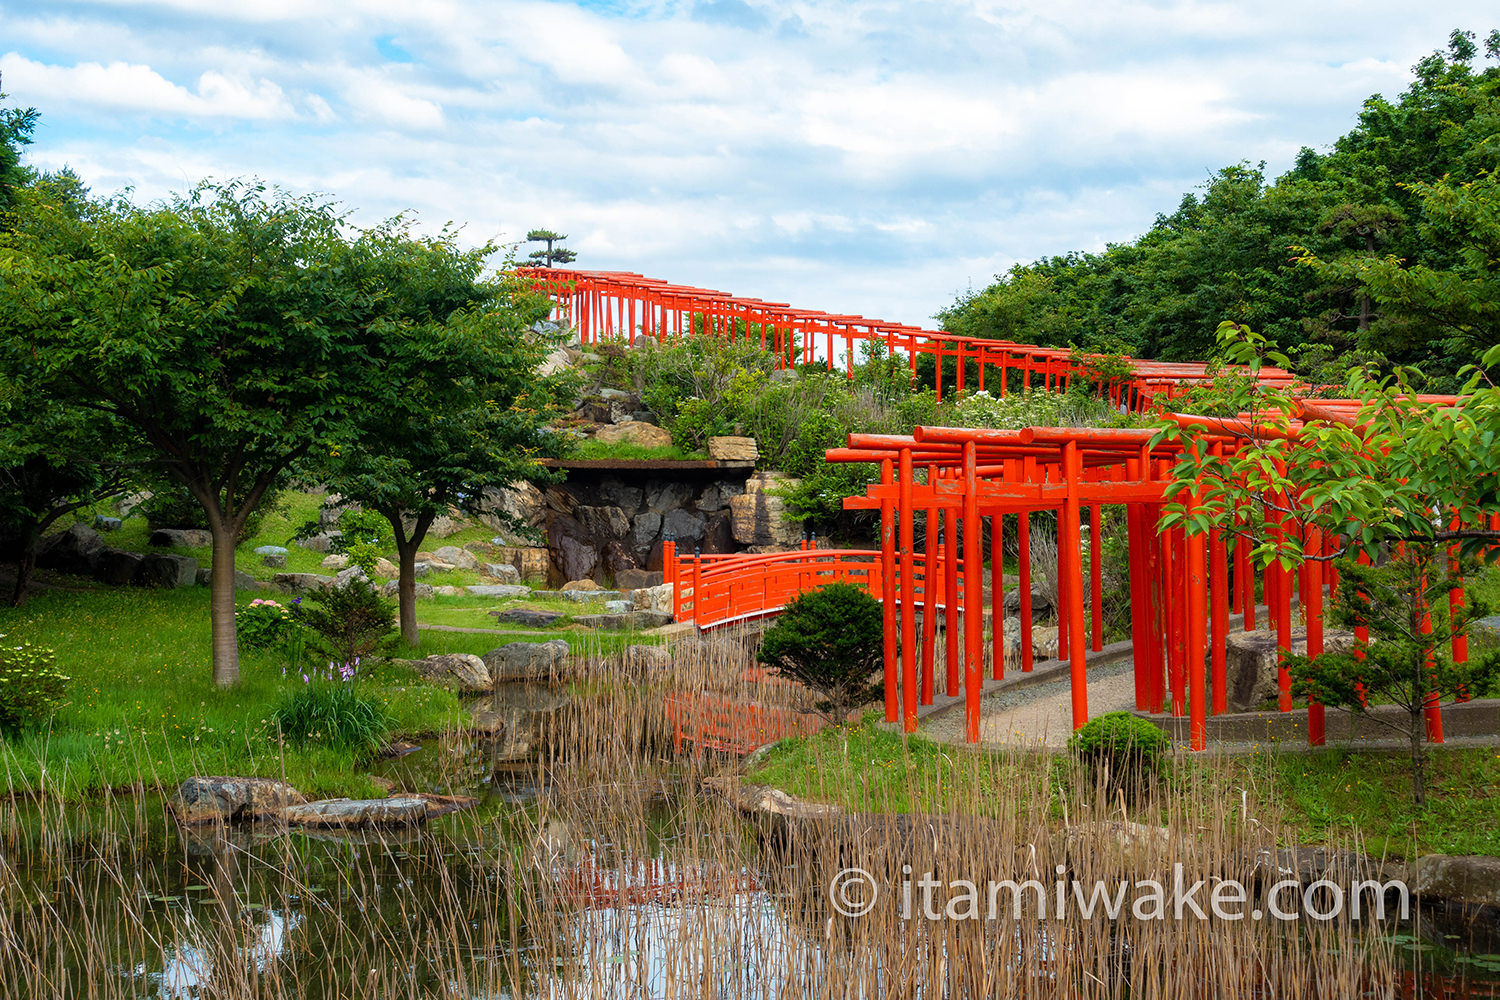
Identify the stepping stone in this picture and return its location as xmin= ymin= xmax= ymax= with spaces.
xmin=467 ymin=584 xmax=531 ymax=598
xmin=490 ymin=609 xmax=564 ymax=627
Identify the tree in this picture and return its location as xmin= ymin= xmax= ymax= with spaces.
xmin=0 ymin=78 xmax=39 ymax=215
xmin=525 ymin=229 xmax=576 ymax=268
xmin=320 ymin=232 xmax=573 ymax=646
xmin=1 ymin=181 xmax=446 ymax=686
xmin=1287 ymin=550 xmax=1500 ymax=805
xmin=757 ymin=583 xmax=885 ymax=724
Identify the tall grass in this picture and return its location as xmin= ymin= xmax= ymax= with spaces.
xmin=0 ymin=629 xmax=1421 ymax=999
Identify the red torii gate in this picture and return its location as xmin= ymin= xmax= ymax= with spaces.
xmin=831 ymin=402 xmax=1478 ymax=751
xmin=517 ymin=267 xmax=1297 ymax=407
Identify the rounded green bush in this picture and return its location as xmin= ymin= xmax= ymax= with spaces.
xmin=757 ymin=582 xmax=885 ymax=723
xmin=1067 ymin=711 xmax=1171 ymax=791
xmin=0 ymin=634 xmax=69 ymax=738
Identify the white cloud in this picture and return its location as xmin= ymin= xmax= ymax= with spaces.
xmin=0 ymin=52 xmax=294 ymax=120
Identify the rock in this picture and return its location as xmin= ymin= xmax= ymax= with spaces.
xmin=37 ymin=523 xmax=104 ymax=574
xmin=374 ymin=557 xmax=398 ymax=578
xmin=616 ymin=568 xmax=663 ymax=590
xmin=728 ymin=472 xmax=801 ymax=547
xmin=548 ymin=514 xmax=599 ymax=583
xmin=149 ymin=528 xmax=213 ymax=548
xmin=538 ymin=345 xmax=572 ymax=377
xmin=593 ymin=420 xmax=674 ymax=449
xmin=414 ymin=653 xmax=491 ymax=693
xmin=283 ymin=797 xmax=431 ymax=829
xmin=170 ymin=776 xmax=306 ymax=824
xmin=701 ymin=509 xmax=735 ymax=553
xmin=484 ymin=563 xmax=522 ymax=584
xmin=631 ymin=512 xmax=663 ymax=555
xmin=432 ymin=545 xmax=479 ymax=570
xmin=630 ymin=410 xmax=658 ymax=424
xmin=1224 ymin=628 xmax=1357 ymax=712
xmin=333 ymin=565 xmax=368 ymax=589
xmin=708 ymin=436 xmax=758 ymax=462
xmin=598 ymin=387 xmax=635 ymax=403
xmin=411 ymin=561 xmax=433 ymax=578
xmin=1001 ymin=585 xmax=1054 ymax=617
xmin=467 ymin=584 xmax=530 ymax=598
xmin=321 ymin=554 xmax=350 ymax=570
xmin=631 ymin=583 xmax=675 ymax=615
xmin=382 ymin=580 xmax=435 ymax=599
xmin=604 ymin=599 xmax=631 ymax=614
xmin=528 ymin=589 xmax=623 ymax=603
xmin=294 ymin=532 xmax=339 ymax=553
xmin=93 ymin=515 xmax=122 ymax=532
xmin=261 ymin=552 xmax=287 ymax=568
xmin=1412 ymin=854 xmax=1500 ymax=911
xmin=195 ymin=567 xmax=212 ymax=587
xmin=577 ymin=505 xmax=631 ymax=540
xmin=645 ymin=481 xmax=694 ymax=513
xmin=94 ymin=548 xmax=144 ymax=586
xmin=621 ymin=644 xmax=672 ymax=676
xmin=254 ymin=545 xmax=288 ymax=557
xmin=696 ymin=482 xmax=742 ymax=513
xmin=494 ymin=545 xmax=549 ymax=582
xmin=483 ymin=640 xmax=571 ymax=681
xmin=596 ymin=478 xmax=644 ymax=511
xmin=274 ymin=572 xmax=336 ymax=594
xmin=490 ymin=608 xmax=563 ymax=627
xmin=234 ymin=569 xmax=262 ymax=591
xmin=562 ymin=578 xmax=603 ymax=592
xmin=1063 ymin=821 xmax=1177 ymax=873
xmin=663 ymin=509 xmax=706 ymax=545
xmin=139 ymin=553 xmax=199 ymax=588
xmin=573 ymin=611 xmax=674 ymax=631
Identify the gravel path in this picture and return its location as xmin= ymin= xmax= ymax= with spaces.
xmin=923 ymin=658 xmax=1140 ymax=748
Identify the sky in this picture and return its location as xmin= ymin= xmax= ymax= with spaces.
xmin=2 ymin=1 xmax=1496 ymax=329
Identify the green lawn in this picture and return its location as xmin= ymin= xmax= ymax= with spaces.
xmin=0 ymin=586 xmax=470 ymax=800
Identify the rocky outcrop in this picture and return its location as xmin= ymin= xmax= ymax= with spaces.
xmin=411 ymin=653 xmax=491 ymax=693
xmin=729 ymin=471 xmax=801 ymax=547
xmin=483 ymin=640 xmax=571 ymax=681
xmin=170 ymin=776 xmax=306 ymax=824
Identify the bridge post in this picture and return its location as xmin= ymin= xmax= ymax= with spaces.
xmin=1063 ymin=441 xmax=1089 ymax=731
xmin=921 ymin=467 xmax=939 ymax=705
xmin=899 ymin=448 xmax=917 ymax=732
xmin=1306 ymin=526 xmax=1325 ymax=747
xmin=963 ymin=440 xmax=983 ymax=743
xmin=881 ymin=459 xmax=896 ymax=723
xmin=990 ymin=511 xmax=1004 ymax=681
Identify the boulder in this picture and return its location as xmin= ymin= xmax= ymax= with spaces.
xmin=374 ymin=557 xmax=398 ymax=578
xmin=149 ymin=528 xmax=212 ymax=548
xmin=1412 ymin=854 xmax=1500 ymax=911
xmin=195 ymin=567 xmax=212 ymax=587
xmin=274 ymin=572 xmax=336 ymax=594
xmin=169 ymin=776 xmax=306 ymax=824
xmin=645 ymin=481 xmax=694 ymax=513
xmin=467 ymin=584 xmax=530 ymax=598
xmin=621 ymin=644 xmax=673 ymax=676
xmin=253 ymin=545 xmax=288 ymax=557
xmin=1001 ymin=585 xmax=1054 ymax=617
xmin=493 ymin=546 xmax=550 ymax=582
xmin=528 ymin=589 xmax=622 ymax=603
xmin=631 ymin=584 xmax=675 ymax=615
xmin=548 ymin=513 xmax=599 ymax=583
xmin=1223 ymin=628 xmax=1357 ymax=712
xmin=484 ymin=563 xmax=522 ymax=584
xmin=594 ymin=420 xmax=674 ymax=449
xmin=708 ymin=436 xmax=758 ymax=462
xmin=538 ymin=345 xmax=572 ymax=377
xmin=37 ymin=523 xmax=104 ymax=574
xmin=414 ymin=653 xmax=491 ymax=693
xmin=234 ymin=569 xmax=262 ymax=591
xmin=94 ymin=548 xmax=144 ymax=586
xmin=321 ymin=553 xmax=350 ymax=570
xmin=631 ymin=512 xmax=663 ymax=555
xmin=382 ymin=580 xmax=435 ymax=599
xmin=261 ymin=552 xmax=287 ymax=568
xmin=696 ymin=482 xmax=742 ymax=513
xmin=140 ymin=553 xmax=199 ymax=589
xmin=411 ymin=561 xmax=433 ymax=578
xmin=432 ymin=545 xmax=479 ymax=570
xmin=282 ymin=797 xmax=431 ymax=829
xmin=333 ymin=565 xmax=368 ymax=589
xmin=701 ymin=510 xmax=735 ymax=553
xmin=573 ymin=611 xmax=674 ymax=631
xmin=433 ymin=585 xmax=464 ymax=596
xmin=561 ymin=578 xmax=603 ymax=592
xmin=616 ymin=568 xmax=663 ymax=590
xmin=728 ymin=472 xmax=801 ymax=547
xmin=604 ymin=599 xmax=631 ymax=614
xmin=490 ymin=608 xmax=563 ymax=628
xmin=595 ymin=478 xmax=644 ymax=511
xmin=94 ymin=515 xmax=122 ymax=532
xmin=294 ymin=532 xmax=339 ymax=553
xmin=483 ymin=640 xmax=571 ymax=681
xmin=663 ymin=509 xmax=706 ymax=545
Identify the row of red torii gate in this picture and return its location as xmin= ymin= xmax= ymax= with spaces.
xmin=520 ymin=267 xmax=1477 ymax=751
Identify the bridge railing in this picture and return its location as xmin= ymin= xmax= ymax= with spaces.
xmin=668 ymin=545 xmax=953 ymax=631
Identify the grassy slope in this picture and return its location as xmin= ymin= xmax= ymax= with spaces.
xmin=749 ymin=716 xmax=1500 ymax=858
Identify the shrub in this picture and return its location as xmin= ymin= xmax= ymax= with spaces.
xmin=293 ymin=579 xmax=397 ymax=665
xmin=138 ymin=483 xmax=280 ymax=542
xmin=0 ymin=635 xmax=69 ymax=737
xmin=272 ymin=661 xmax=392 ymax=756
xmin=235 ymin=598 xmax=296 ymax=651
xmin=757 ymin=583 xmax=885 ymax=723
xmin=1067 ymin=711 xmax=1171 ymax=796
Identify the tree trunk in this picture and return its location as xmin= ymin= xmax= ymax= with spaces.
xmin=1409 ymin=706 xmax=1426 ymax=807
xmin=395 ymin=535 xmax=421 ymax=648
xmin=209 ymin=516 xmax=241 ymax=688
xmin=9 ymin=521 xmax=40 ymax=607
